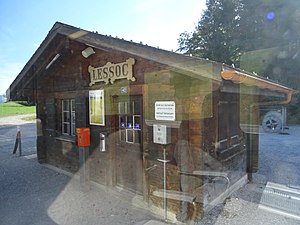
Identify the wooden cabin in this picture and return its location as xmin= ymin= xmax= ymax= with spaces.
xmin=8 ymin=22 xmax=296 ymax=222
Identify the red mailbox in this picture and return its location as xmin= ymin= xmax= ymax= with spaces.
xmin=76 ymin=128 xmax=90 ymax=147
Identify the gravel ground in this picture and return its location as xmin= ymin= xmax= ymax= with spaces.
xmin=197 ymin=125 xmax=300 ymax=225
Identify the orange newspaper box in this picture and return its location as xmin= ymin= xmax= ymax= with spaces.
xmin=76 ymin=128 xmax=90 ymax=147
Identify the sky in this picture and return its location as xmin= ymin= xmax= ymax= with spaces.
xmin=0 ymin=0 xmax=206 ymax=96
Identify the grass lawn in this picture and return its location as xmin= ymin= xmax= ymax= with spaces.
xmin=0 ymin=102 xmax=36 ymax=117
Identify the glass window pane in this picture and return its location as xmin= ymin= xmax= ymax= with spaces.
xmin=127 ymin=116 xmax=133 ymax=129
xmin=133 ymin=100 xmax=141 ymax=115
xmin=127 ymin=100 xmax=132 ymax=114
xmin=71 ymin=112 xmax=75 ymax=123
xmin=134 ymin=130 xmax=141 ymax=143
xmin=120 ymin=129 xmax=126 ymax=142
xmin=120 ymin=115 xmax=126 ymax=128
xmin=63 ymin=100 xmax=69 ymax=111
xmin=134 ymin=116 xmax=141 ymax=129
xmin=61 ymin=99 xmax=75 ymax=136
xmin=126 ymin=129 xmax=134 ymax=143
xmin=118 ymin=102 xmax=127 ymax=114
xmin=71 ymin=99 xmax=75 ymax=112
xmin=63 ymin=123 xmax=69 ymax=134
xmin=63 ymin=112 xmax=70 ymax=122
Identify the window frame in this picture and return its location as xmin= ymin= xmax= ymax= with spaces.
xmin=118 ymin=98 xmax=142 ymax=144
xmin=62 ymin=99 xmax=76 ymax=136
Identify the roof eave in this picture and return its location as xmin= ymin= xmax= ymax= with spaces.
xmin=221 ymin=66 xmax=298 ymax=104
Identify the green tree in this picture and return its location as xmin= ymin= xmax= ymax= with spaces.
xmin=177 ymin=0 xmax=242 ymax=65
xmin=178 ymin=0 xmax=300 ymax=67
xmin=238 ymin=0 xmax=300 ymax=86
xmin=238 ymin=0 xmax=300 ymax=51
xmin=178 ymin=0 xmax=300 ymax=123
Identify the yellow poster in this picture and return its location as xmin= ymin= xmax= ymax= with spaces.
xmin=89 ymin=90 xmax=105 ymax=126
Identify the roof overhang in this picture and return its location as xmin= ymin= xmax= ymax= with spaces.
xmin=7 ymin=22 xmax=222 ymax=101
xmin=7 ymin=22 xmax=297 ymax=104
xmin=221 ymin=66 xmax=297 ymax=104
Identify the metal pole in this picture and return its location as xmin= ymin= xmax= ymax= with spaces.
xmin=163 ymin=147 xmax=167 ymax=220
xmin=79 ymin=146 xmax=90 ymax=190
xmin=157 ymin=147 xmax=170 ymax=221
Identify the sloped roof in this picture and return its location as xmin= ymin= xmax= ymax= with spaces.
xmin=222 ymin=65 xmax=297 ymax=103
xmin=8 ymin=22 xmax=296 ymax=101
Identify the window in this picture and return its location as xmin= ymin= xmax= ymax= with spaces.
xmin=62 ymin=99 xmax=75 ymax=136
xmin=118 ymin=98 xmax=141 ymax=143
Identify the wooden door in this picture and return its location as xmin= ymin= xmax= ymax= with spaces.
xmin=115 ymin=95 xmax=143 ymax=193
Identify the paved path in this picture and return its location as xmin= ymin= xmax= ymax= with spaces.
xmin=0 ymin=113 xmax=36 ymax=126
xmin=0 ymin=115 xmax=168 ymax=225
xmin=1 ymin=115 xmax=299 ymax=225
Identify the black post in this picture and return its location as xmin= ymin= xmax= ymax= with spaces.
xmin=12 ymin=126 xmax=22 ymax=156
xmin=18 ymin=132 xmax=22 ymax=156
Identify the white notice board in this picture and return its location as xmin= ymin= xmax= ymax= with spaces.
xmin=155 ymin=101 xmax=175 ymax=121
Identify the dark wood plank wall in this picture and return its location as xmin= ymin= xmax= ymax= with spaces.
xmin=35 ymin=39 xmax=249 ymax=218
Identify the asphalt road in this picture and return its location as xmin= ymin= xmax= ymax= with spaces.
xmin=259 ymin=126 xmax=300 ymax=187
xmin=0 ymin=115 xmax=299 ymax=225
xmin=0 ymin=120 xmax=165 ymax=225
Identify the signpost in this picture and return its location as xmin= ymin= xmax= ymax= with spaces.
xmin=154 ymin=101 xmax=176 ymax=221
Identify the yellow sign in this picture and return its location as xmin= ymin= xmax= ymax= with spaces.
xmin=89 ymin=90 xmax=105 ymax=126
xmin=88 ymin=58 xmax=135 ymax=85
